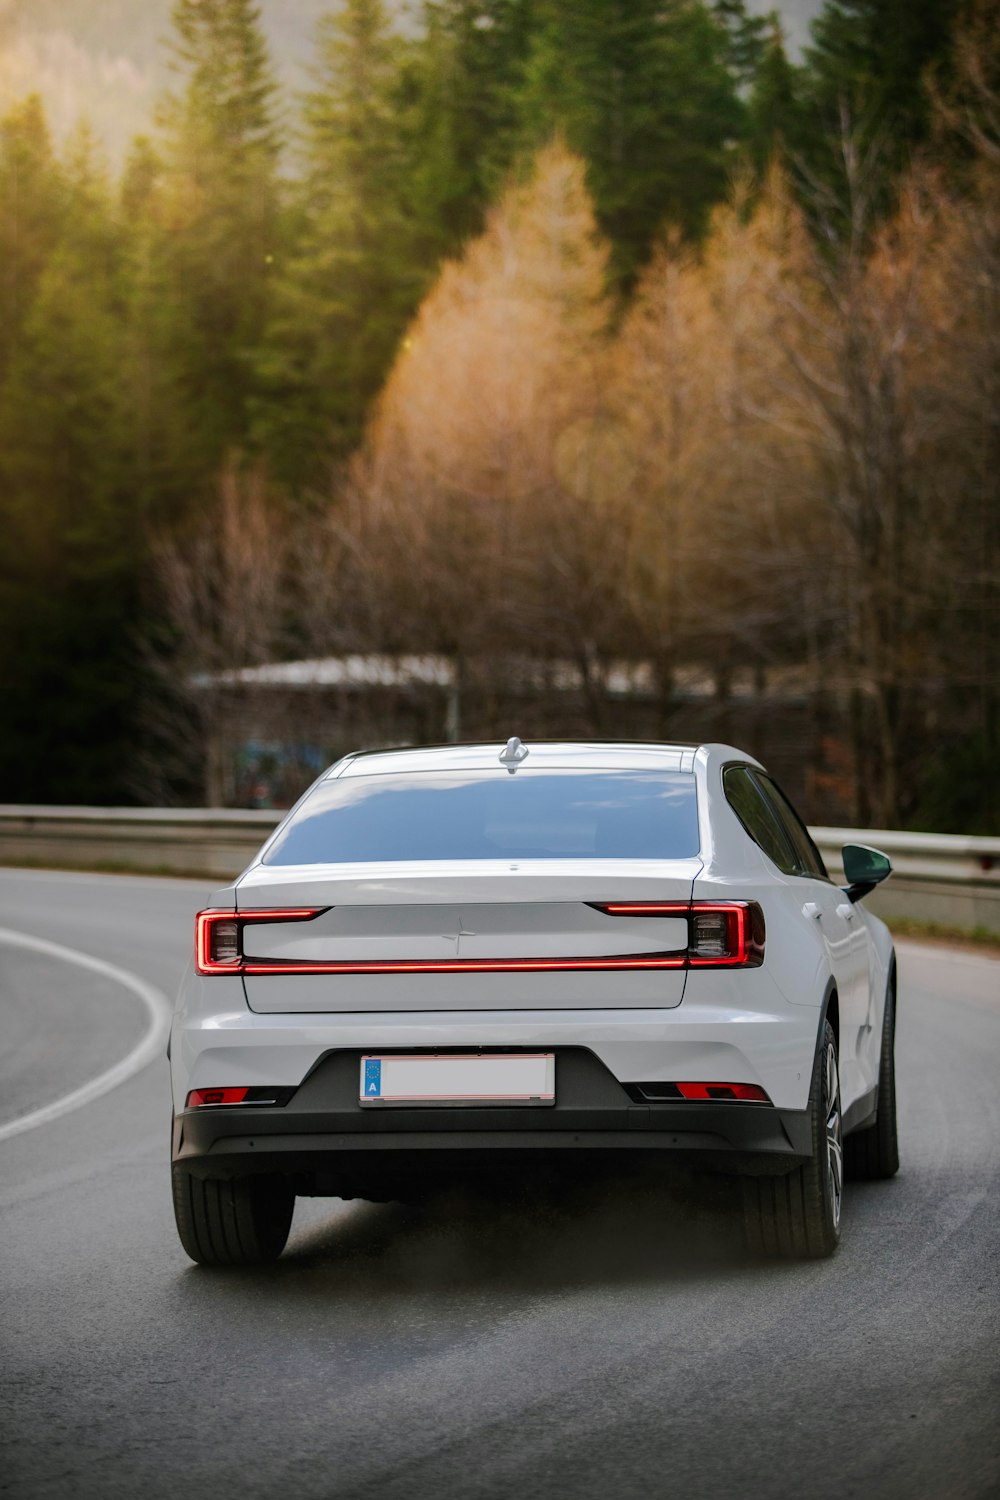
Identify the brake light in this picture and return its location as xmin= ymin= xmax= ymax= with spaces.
xmin=186 ymin=1087 xmax=249 ymax=1107
xmin=185 ymin=1086 xmax=296 ymax=1108
xmin=195 ymin=908 xmax=325 ymax=975
xmin=688 ymin=903 xmax=765 ymax=967
xmin=590 ymin=901 xmax=765 ymax=967
xmin=675 ymin=1081 xmax=771 ymax=1102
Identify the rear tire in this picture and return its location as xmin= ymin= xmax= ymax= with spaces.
xmin=743 ymin=1019 xmax=842 ymax=1260
xmin=172 ymin=1166 xmax=295 ymax=1267
xmin=845 ymin=973 xmax=899 ymax=1180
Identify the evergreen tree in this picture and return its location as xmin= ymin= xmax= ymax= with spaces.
xmin=398 ymin=0 xmax=537 ymax=251
xmin=801 ymin=0 xmax=960 ymax=213
xmin=256 ymin=0 xmax=421 ymax=485
xmin=0 ymin=95 xmax=65 ymax=384
xmin=712 ymin=0 xmax=770 ymax=89
xmin=747 ymin=21 xmax=803 ymax=174
xmin=117 ymin=134 xmax=200 ymax=526
xmin=0 ymin=128 xmax=141 ymax=801
xmin=513 ymin=0 xmax=744 ymax=285
xmin=156 ymin=0 xmax=282 ymax=478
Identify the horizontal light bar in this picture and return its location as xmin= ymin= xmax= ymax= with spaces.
xmin=596 ymin=902 xmax=690 ymax=915
xmin=238 ymin=952 xmax=688 ymax=975
xmin=196 ymin=904 xmax=763 ymax=975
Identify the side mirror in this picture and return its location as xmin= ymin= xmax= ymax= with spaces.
xmin=841 ymin=843 xmax=892 ymax=903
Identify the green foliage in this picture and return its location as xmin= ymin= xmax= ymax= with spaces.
xmin=117 ymin=135 xmax=201 ymax=524
xmin=255 ymin=0 xmax=426 ymax=483
xmin=747 ymin=21 xmax=804 ymax=173
xmin=513 ymin=0 xmax=744 ymax=285
xmin=711 ymin=0 xmax=770 ymax=87
xmin=0 ymin=129 xmax=141 ymax=801
xmin=800 ymin=0 xmax=961 ymax=217
xmin=155 ymin=0 xmax=282 ymax=475
xmin=398 ymin=1 xmax=537 ymax=247
xmin=0 ymin=95 xmax=65 ymax=383
xmin=910 ymin=737 xmax=1000 ymax=838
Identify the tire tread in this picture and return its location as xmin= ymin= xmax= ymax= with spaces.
xmin=742 ymin=1019 xmax=840 ymax=1261
xmin=172 ymin=1166 xmax=294 ymax=1267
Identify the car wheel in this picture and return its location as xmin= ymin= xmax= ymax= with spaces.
xmin=172 ymin=1165 xmax=295 ymax=1267
xmin=844 ymin=974 xmax=899 ymax=1181
xmin=743 ymin=1018 xmax=842 ymax=1260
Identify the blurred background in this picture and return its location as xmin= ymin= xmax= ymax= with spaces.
xmin=0 ymin=0 xmax=996 ymax=829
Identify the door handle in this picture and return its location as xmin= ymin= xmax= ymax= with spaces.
xmin=836 ymin=903 xmax=856 ymax=921
xmin=802 ymin=902 xmax=822 ymax=920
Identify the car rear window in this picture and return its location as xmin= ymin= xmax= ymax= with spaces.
xmin=264 ymin=770 xmax=700 ymax=864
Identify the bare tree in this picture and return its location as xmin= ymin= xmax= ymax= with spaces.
xmin=347 ymin=141 xmax=625 ymax=732
xmin=614 ymin=168 xmax=819 ymax=731
xmin=148 ymin=463 xmax=291 ymax=803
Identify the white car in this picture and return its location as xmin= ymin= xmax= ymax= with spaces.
xmin=170 ymin=739 xmax=898 ymax=1265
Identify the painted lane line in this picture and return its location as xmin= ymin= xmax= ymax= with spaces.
xmin=0 ymin=927 xmax=173 ymax=1144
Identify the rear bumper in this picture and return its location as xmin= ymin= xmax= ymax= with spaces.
xmin=171 ymin=974 xmax=821 ymax=1116
xmin=172 ymin=1048 xmax=813 ymax=1189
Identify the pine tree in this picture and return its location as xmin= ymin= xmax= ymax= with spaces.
xmin=513 ymin=0 xmax=744 ymax=285
xmin=712 ymin=0 xmax=770 ymax=89
xmin=399 ymin=0 xmax=537 ymax=250
xmin=801 ymin=0 xmax=960 ymax=214
xmin=117 ymin=134 xmax=199 ymax=526
xmin=747 ymin=21 xmax=803 ymax=174
xmin=0 ymin=127 xmax=141 ymax=801
xmin=255 ymin=0 xmax=421 ymax=485
xmin=0 ymin=95 xmax=66 ymax=384
xmin=155 ymin=0 xmax=282 ymax=477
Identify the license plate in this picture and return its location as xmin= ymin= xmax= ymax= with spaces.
xmin=359 ymin=1053 xmax=555 ymax=1106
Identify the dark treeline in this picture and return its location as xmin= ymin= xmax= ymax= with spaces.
xmin=0 ymin=0 xmax=996 ymax=829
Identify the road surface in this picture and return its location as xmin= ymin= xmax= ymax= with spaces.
xmin=1 ymin=868 xmax=998 ymax=1500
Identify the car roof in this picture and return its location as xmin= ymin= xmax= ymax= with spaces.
xmin=330 ymin=740 xmax=743 ymax=778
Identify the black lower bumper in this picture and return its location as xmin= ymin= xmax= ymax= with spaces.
xmin=173 ymin=1049 xmax=812 ymax=1191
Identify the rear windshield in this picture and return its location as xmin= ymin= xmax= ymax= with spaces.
xmin=264 ymin=770 xmax=700 ymax=865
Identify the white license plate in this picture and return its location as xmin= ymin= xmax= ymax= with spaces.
xmin=360 ymin=1053 xmax=555 ymax=1106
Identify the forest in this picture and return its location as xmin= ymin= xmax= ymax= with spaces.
xmin=0 ymin=0 xmax=996 ymax=831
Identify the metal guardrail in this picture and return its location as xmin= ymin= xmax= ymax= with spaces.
xmin=810 ymin=827 xmax=1000 ymax=934
xmin=0 ymin=806 xmax=998 ymax=933
xmin=0 ymin=806 xmax=277 ymax=883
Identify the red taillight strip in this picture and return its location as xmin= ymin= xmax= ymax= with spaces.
xmin=597 ymin=902 xmax=690 ymax=915
xmin=196 ymin=908 xmax=685 ymax=975
xmin=675 ymin=1081 xmax=771 ymax=1103
xmin=196 ymin=903 xmax=763 ymax=974
xmin=591 ymin=899 xmax=765 ymax=968
xmin=687 ymin=902 xmax=756 ymax=968
xmin=195 ymin=908 xmax=325 ymax=975
xmin=187 ymin=1087 xmax=249 ymax=1108
xmin=239 ymin=953 xmax=687 ymax=976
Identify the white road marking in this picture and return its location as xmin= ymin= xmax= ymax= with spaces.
xmin=0 ymin=927 xmax=173 ymax=1143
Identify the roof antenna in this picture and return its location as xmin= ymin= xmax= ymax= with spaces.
xmin=499 ymin=736 xmax=529 ymax=773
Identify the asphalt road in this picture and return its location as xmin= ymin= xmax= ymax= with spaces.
xmin=1 ymin=867 xmax=998 ymax=1500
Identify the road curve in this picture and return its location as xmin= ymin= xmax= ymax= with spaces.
xmin=0 ymin=868 xmax=997 ymax=1500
